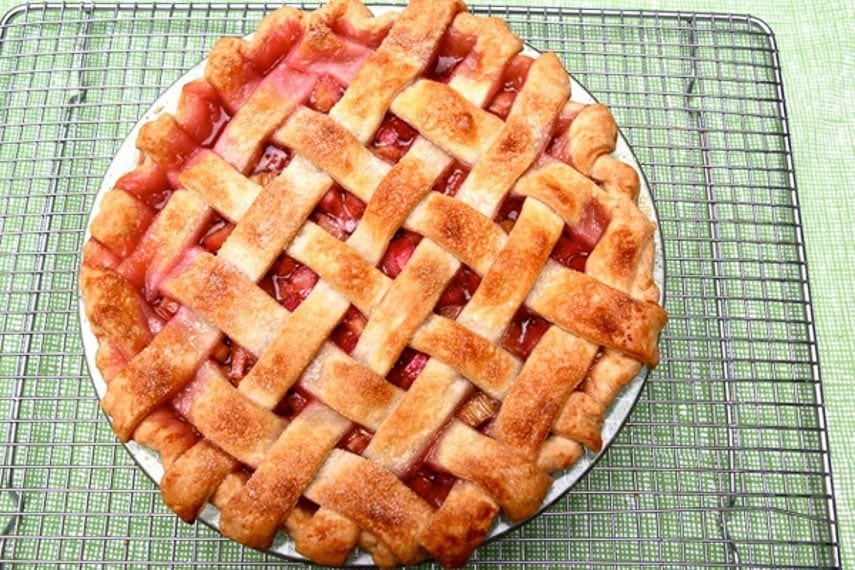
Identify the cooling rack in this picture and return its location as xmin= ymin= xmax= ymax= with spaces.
xmin=0 ymin=2 xmax=841 ymax=568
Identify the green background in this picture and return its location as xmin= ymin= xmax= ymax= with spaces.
xmin=562 ymin=2 xmax=854 ymax=567
xmin=0 ymin=0 xmax=851 ymax=566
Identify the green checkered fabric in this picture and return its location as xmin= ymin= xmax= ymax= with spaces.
xmin=0 ymin=2 xmax=844 ymax=568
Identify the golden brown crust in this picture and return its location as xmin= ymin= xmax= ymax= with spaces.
xmin=101 ymin=310 xmax=220 ymax=440
xmin=183 ymin=363 xmax=285 ymax=468
xmin=406 ymin=192 xmax=507 ymax=276
xmin=491 ymin=327 xmax=597 ymax=459
xmin=515 ymin=161 xmax=598 ymax=227
xmin=565 ymin=103 xmax=617 ymax=174
xmin=304 ymin=450 xmax=433 ymax=565
xmin=536 ymin=436 xmax=584 ymax=473
xmin=162 ymin=252 xmax=288 ymax=355
xmin=178 ymin=151 xmax=261 ymax=221
xmin=160 ymin=440 xmax=238 ymax=522
xmin=587 ymin=197 xmax=656 ymax=292
xmin=591 ymin=154 xmax=641 ymax=199
xmin=273 ymin=106 xmax=390 ymax=201
xmin=364 ymin=360 xmax=468 ymax=475
xmin=131 ymin=408 xmax=198 ymax=470
xmin=219 ymin=403 xmax=349 ymax=549
xmin=528 ymin=262 xmax=667 ymax=367
xmin=391 ymin=80 xmax=502 ymax=164
xmin=136 ymin=114 xmax=189 ymax=168
xmin=352 ymin=239 xmax=458 ymax=374
xmin=290 ymin=222 xmax=390 ymax=314
xmin=331 ymin=0 xmax=464 ymax=143
xmin=316 ymin=0 xmax=396 ymax=47
xmin=312 ymin=350 xmax=403 ymax=431
xmin=420 ymin=481 xmax=499 ymax=568
xmin=90 ymin=190 xmax=154 ymax=258
xmin=411 ymin=314 xmax=520 ymax=399
xmin=238 ymin=287 xmax=347 ymax=409
xmin=217 ymin=158 xmax=332 ymax=281
xmin=552 ymin=391 xmax=606 ymax=452
xmin=458 ymin=198 xmax=562 ymax=341
xmin=285 ymin=506 xmax=361 ymax=567
xmin=433 ymin=420 xmax=552 ymax=521
xmin=456 ymin=53 xmax=571 ymax=216
xmin=360 ymin=531 xmax=403 ymax=567
xmin=446 ymin=12 xmax=523 ymax=104
xmin=349 ymin=144 xmax=443 ymax=264
xmin=79 ymin=265 xmax=153 ymax=359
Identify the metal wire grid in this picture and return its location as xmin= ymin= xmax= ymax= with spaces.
xmin=0 ymin=2 xmax=841 ymax=567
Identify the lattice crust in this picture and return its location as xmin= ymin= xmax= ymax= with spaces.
xmin=79 ymin=0 xmax=667 ymax=566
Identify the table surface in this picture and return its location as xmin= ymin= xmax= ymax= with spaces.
xmin=0 ymin=0 xmax=851 ymax=567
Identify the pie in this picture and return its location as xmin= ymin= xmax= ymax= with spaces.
xmin=78 ymin=0 xmax=667 ymax=566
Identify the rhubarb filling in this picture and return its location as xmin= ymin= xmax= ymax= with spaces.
xmin=486 ymin=54 xmax=533 ymax=120
xmin=311 ymin=184 xmax=367 ymax=241
xmin=259 ymin=255 xmax=320 ymax=312
xmin=432 ymin=159 xmax=469 ymax=196
xmin=371 ymin=113 xmax=418 ymax=164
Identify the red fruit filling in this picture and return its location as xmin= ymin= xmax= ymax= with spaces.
xmin=550 ymin=201 xmax=610 ymax=272
xmin=209 ymin=337 xmax=256 ymax=384
xmin=371 ymin=114 xmax=417 ymax=163
xmin=431 ymin=53 xmax=466 ymax=83
xmin=427 ymin=27 xmax=473 ymax=83
xmin=546 ymin=107 xmax=583 ymax=162
xmin=486 ymin=55 xmax=533 ymax=120
xmin=199 ymin=217 xmax=235 ymax=253
xmin=175 ymin=79 xmax=230 ymax=147
xmin=337 ymin=426 xmax=373 ymax=455
xmin=273 ymin=388 xmax=311 ymax=420
xmin=432 ymin=160 xmax=469 ymax=196
xmin=259 ymin=255 xmax=319 ymax=311
xmin=574 ymin=201 xmax=611 ymax=250
xmin=252 ymin=144 xmax=292 ymax=177
xmin=308 ymin=74 xmax=346 ymax=113
xmin=502 ymin=306 xmax=551 ymax=359
xmin=550 ymin=228 xmax=591 ymax=273
xmin=386 ymin=348 xmax=429 ymax=390
xmin=151 ymin=296 xmax=180 ymax=323
xmin=227 ymin=344 xmax=256 ymax=383
xmin=494 ymin=193 xmax=525 ymax=233
xmin=311 ymin=185 xmax=366 ymax=241
xmin=115 ymin=160 xmax=171 ymax=210
xmin=405 ymin=465 xmax=456 ymax=508
xmin=434 ymin=265 xmax=481 ymax=319
xmin=201 ymin=107 xmax=230 ymax=147
xmin=379 ymin=230 xmax=422 ymax=278
xmin=330 ymin=305 xmax=367 ymax=355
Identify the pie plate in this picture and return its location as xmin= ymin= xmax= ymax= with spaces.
xmin=79 ymin=8 xmax=665 ymax=564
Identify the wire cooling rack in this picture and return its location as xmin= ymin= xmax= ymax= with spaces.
xmin=0 ymin=2 xmax=842 ymax=568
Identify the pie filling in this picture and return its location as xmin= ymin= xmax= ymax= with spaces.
xmin=372 ymin=113 xmax=418 ymax=163
xmin=81 ymin=1 xmax=666 ymax=566
xmin=486 ymin=55 xmax=533 ymax=120
xmin=311 ymin=185 xmax=366 ymax=241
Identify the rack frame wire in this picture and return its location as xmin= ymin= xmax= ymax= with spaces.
xmin=0 ymin=2 xmax=842 ymax=568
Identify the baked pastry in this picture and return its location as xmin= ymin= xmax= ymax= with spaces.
xmin=79 ymin=0 xmax=667 ymax=566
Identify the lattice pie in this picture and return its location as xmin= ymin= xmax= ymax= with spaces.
xmin=79 ymin=0 xmax=667 ymax=566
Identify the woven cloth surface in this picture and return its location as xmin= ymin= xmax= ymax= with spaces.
xmin=0 ymin=0 xmax=851 ymax=568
